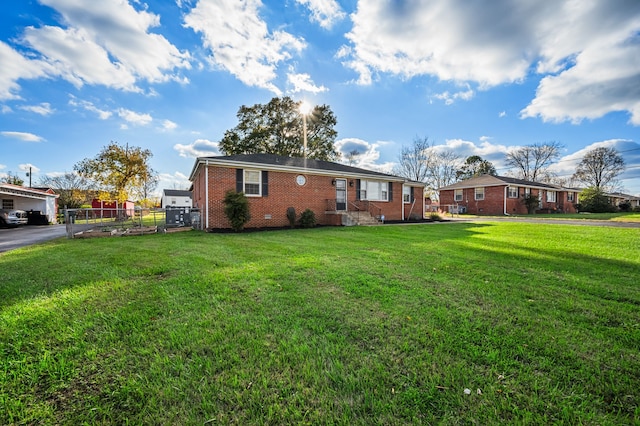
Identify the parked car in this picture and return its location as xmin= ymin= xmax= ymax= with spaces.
xmin=0 ymin=209 xmax=29 ymax=227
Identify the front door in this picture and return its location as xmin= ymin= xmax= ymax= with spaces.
xmin=336 ymin=179 xmax=347 ymax=211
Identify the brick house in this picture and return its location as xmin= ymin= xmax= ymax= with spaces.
xmin=188 ymin=154 xmax=426 ymax=230
xmin=438 ymin=175 xmax=579 ymax=215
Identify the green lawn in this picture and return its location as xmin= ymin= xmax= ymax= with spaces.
xmin=1 ymin=223 xmax=639 ymax=424
xmin=472 ymin=212 xmax=640 ymax=222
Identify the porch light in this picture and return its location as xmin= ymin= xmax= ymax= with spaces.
xmin=331 ymin=179 xmax=336 ymax=186
xmin=349 ymin=180 xmax=354 ymax=187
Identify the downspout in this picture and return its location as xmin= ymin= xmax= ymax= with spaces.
xmin=401 ymin=184 xmax=405 ymax=220
xmin=504 ymin=186 xmax=508 ymax=216
xmin=205 ymin=159 xmax=209 ymax=229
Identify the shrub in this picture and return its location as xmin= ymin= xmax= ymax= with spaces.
xmin=223 ymin=190 xmax=250 ymax=232
xmin=521 ymin=194 xmax=539 ymax=214
xmin=577 ymin=187 xmax=616 ymax=213
xmin=299 ymin=209 xmax=317 ymax=228
xmin=429 ymin=212 xmax=441 ymax=221
xmin=618 ymin=201 xmax=632 ymax=212
xmin=286 ymin=207 xmax=296 ymax=228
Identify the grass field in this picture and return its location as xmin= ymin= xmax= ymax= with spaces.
xmin=1 ymin=222 xmax=639 ymax=424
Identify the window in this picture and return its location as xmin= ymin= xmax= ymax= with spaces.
xmin=507 ymin=187 xmax=518 ymax=198
xmin=2 ymin=199 xmax=13 ymax=209
xmin=454 ymin=189 xmax=463 ymax=202
xmin=546 ymin=191 xmax=556 ymax=202
xmin=244 ymin=170 xmax=261 ymax=196
xmin=360 ymin=180 xmax=389 ymax=201
xmin=474 ymin=187 xmax=484 ymax=200
xmin=404 ymin=186 xmax=412 ymax=203
xmin=171 ymin=198 xmax=176 ymax=205
xmin=567 ymin=192 xmax=574 ymax=202
xmin=524 ymin=187 xmax=531 ymax=196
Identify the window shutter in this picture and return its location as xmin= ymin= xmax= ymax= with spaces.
xmin=261 ymin=171 xmax=269 ymax=196
xmin=236 ymin=169 xmax=243 ymax=193
xmin=355 ymin=179 xmax=361 ymax=200
xmin=388 ymin=182 xmax=393 ymax=201
xmin=410 ymin=187 xmax=415 ymax=202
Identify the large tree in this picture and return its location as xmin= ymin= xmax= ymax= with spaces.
xmin=393 ymin=136 xmax=433 ymax=182
xmin=74 ymin=142 xmax=155 ymax=202
xmin=572 ymin=147 xmax=625 ymax=191
xmin=456 ymin=155 xmax=497 ymax=180
xmin=219 ymin=97 xmax=339 ymax=161
xmin=40 ymin=172 xmax=95 ymax=208
xmin=393 ymin=136 xmax=460 ymax=200
xmin=0 ymin=171 xmax=25 ymax=186
xmin=505 ymin=141 xmax=562 ymax=182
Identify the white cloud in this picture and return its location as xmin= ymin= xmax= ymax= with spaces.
xmin=341 ymin=0 xmax=640 ymax=124
xmin=499 ymin=111 xmax=507 ymax=118
xmin=296 ymin=0 xmax=345 ymax=30
xmin=174 ymin=138 xmax=220 ymax=158
xmin=14 ymin=0 xmax=190 ymax=93
xmin=158 ymin=171 xmax=191 ymax=191
xmin=19 ymin=163 xmax=40 ymax=174
xmin=521 ymin=40 xmax=640 ymax=125
xmin=1 ymin=131 xmax=45 ymax=142
xmin=161 ymin=119 xmax=178 ymax=131
xmin=0 ymin=41 xmax=50 ymax=100
xmin=68 ymin=98 xmax=113 ymax=120
xmin=117 ymin=108 xmax=153 ymax=126
xmin=434 ymin=85 xmax=474 ymax=105
xmin=1 ymin=105 xmax=12 ymax=114
xmin=287 ymin=72 xmax=328 ymax=94
xmin=19 ymin=102 xmax=54 ymax=116
xmin=335 ymin=137 xmax=394 ymax=172
xmin=0 ymin=164 xmax=5 ymax=170
xmin=184 ymin=0 xmax=306 ymax=94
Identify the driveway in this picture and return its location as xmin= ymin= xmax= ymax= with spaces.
xmin=0 ymin=225 xmax=70 ymax=253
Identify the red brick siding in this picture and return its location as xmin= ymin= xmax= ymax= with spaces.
xmin=194 ymin=165 xmax=424 ymax=229
xmin=440 ymin=186 xmax=577 ymax=215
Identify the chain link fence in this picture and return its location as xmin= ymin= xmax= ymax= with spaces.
xmin=62 ymin=207 xmax=201 ymax=239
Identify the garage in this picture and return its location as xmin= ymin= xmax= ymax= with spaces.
xmin=0 ymin=183 xmax=59 ymax=224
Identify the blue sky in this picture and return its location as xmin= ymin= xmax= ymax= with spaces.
xmin=2 ymin=0 xmax=640 ymax=196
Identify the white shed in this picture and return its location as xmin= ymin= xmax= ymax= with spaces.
xmin=162 ymin=189 xmax=192 ymax=208
xmin=0 ymin=184 xmax=59 ymax=223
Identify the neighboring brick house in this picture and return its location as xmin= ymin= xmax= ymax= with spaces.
xmin=438 ymin=175 xmax=579 ymax=215
xmin=189 ymin=154 xmax=426 ymax=230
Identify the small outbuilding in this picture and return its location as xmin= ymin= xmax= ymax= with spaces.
xmin=0 ymin=183 xmax=59 ymax=224
xmin=162 ymin=189 xmax=193 ymax=208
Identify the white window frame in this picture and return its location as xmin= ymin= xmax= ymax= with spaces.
xmin=507 ymin=187 xmax=518 ymax=198
xmin=360 ymin=180 xmax=389 ymax=201
xmin=567 ymin=192 xmax=574 ymax=202
xmin=404 ymin=186 xmax=412 ymax=203
xmin=546 ymin=190 xmax=556 ymax=203
xmin=454 ymin=189 xmax=463 ymax=202
xmin=474 ymin=187 xmax=484 ymax=201
xmin=244 ymin=170 xmax=261 ymax=197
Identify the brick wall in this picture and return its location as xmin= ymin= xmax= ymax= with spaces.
xmin=440 ymin=186 xmax=578 ymax=215
xmin=193 ymin=164 xmax=424 ymax=229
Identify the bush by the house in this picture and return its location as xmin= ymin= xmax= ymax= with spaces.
xmin=576 ymin=187 xmax=616 ymax=213
xmin=299 ymin=209 xmax=317 ymax=228
xmin=521 ymin=194 xmax=540 ymax=214
xmin=223 ymin=190 xmax=251 ymax=232
xmin=429 ymin=212 xmax=441 ymax=221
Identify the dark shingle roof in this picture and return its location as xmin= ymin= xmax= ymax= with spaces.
xmin=163 ymin=189 xmax=192 ymax=197
xmin=438 ymin=174 xmax=565 ymax=191
xmin=197 ymin=153 xmax=421 ymax=183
